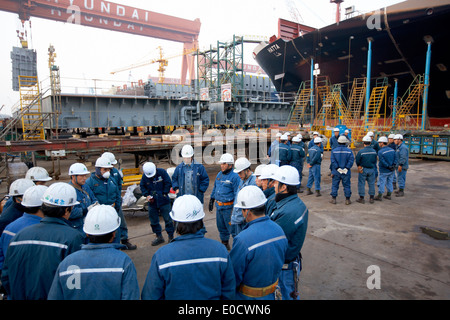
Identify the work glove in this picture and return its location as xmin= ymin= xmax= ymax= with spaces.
xmin=209 ymin=198 xmax=215 ymax=212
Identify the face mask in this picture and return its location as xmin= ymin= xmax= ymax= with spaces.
xmin=102 ymin=171 xmax=111 ymax=179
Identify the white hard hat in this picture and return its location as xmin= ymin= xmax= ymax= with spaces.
xmin=297 ymin=134 xmax=303 ymax=139
xmin=313 ymin=131 xmax=319 ymax=136
xmin=143 ymin=162 xmax=156 ymax=178
xmin=169 ymin=195 xmax=205 ymax=222
xmin=166 ymin=167 xmax=176 ymax=179
xmin=362 ymin=135 xmax=371 ymax=142
xmin=344 ymin=129 xmax=349 ymax=133
xmin=68 ymin=163 xmax=90 ymax=176
xmin=83 ymin=205 xmax=121 ymax=235
xmin=101 ymin=152 xmax=118 ymax=165
xmin=253 ymin=164 xmax=267 ymax=177
xmin=219 ymin=153 xmax=234 ymax=164
xmin=21 ymin=185 xmax=48 ymax=207
xmin=280 ymin=135 xmax=288 ymax=141
xmin=333 ymin=127 xmax=340 ymax=132
xmin=41 ymin=182 xmax=80 ymax=207
xmin=292 ymin=136 xmax=300 ymax=142
xmin=9 ymin=178 xmax=35 ymax=197
xmin=394 ymin=134 xmax=403 ymax=140
xmin=275 ymin=132 xmax=283 ymax=138
xmin=367 ymin=131 xmax=374 ymax=137
xmin=337 ymin=136 xmax=348 ymax=143
xmin=259 ymin=164 xmax=279 ymax=180
xmin=378 ymin=136 xmax=388 ymax=143
xmin=25 ymin=167 xmax=52 ymax=182
xmin=95 ymin=156 xmax=113 ymax=168
xmin=388 ymin=134 xmax=395 ymax=139
xmin=234 ymin=185 xmax=267 ymax=209
xmin=314 ymin=137 xmax=322 ymax=144
xmin=234 ymin=157 xmax=251 ymax=173
xmin=181 ymin=145 xmax=194 ymax=158
xmin=285 ymin=132 xmax=291 ymax=136
xmin=272 ymin=165 xmax=300 ymax=186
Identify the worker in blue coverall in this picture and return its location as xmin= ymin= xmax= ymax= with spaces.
xmin=102 ymin=152 xmax=136 ymax=250
xmin=0 ymin=179 xmax=35 ymax=235
xmin=140 ymin=162 xmax=174 ymax=246
xmin=171 ymin=144 xmax=209 ymax=204
xmin=67 ymin=163 xmax=97 ymax=239
xmin=1 ymin=183 xmax=84 ymax=300
xmin=290 ymin=136 xmax=306 ymax=191
xmin=278 ymin=135 xmax=291 ymax=166
xmin=230 ymin=185 xmax=288 ymax=300
xmin=48 ymin=205 xmax=140 ymax=300
xmin=209 ymin=153 xmax=240 ymax=250
xmin=387 ymin=134 xmax=398 ymax=189
xmin=258 ymin=164 xmax=279 ymax=217
xmin=0 ymin=185 xmax=46 ymax=274
xmin=355 ymin=135 xmax=378 ymax=204
xmin=308 ymin=131 xmax=324 ymax=153
xmin=270 ymin=165 xmax=309 ymax=300
xmin=85 ymin=156 xmax=122 ymax=243
xmin=267 ymin=132 xmax=282 ymax=165
xmin=374 ymin=136 xmax=397 ymax=201
xmin=306 ymin=137 xmax=323 ymax=197
xmin=231 ymin=157 xmax=256 ymax=237
xmin=329 ymin=135 xmax=355 ymax=205
xmin=329 ymin=127 xmax=341 ymax=150
xmin=141 ymin=195 xmax=235 ymax=300
xmin=394 ymin=134 xmax=409 ymax=197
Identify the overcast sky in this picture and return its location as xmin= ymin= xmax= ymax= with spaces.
xmin=0 ymin=0 xmax=403 ymax=115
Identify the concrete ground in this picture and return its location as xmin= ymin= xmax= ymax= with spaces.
xmin=1 ymin=150 xmax=449 ymax=300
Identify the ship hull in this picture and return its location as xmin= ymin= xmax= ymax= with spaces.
xmin=254 ymin=0 xmax=450 ymax=118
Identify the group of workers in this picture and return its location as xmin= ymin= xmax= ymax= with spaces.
xmin=267 ymin=128 xmax=409 ymax=204
xmin=0 ymin=127 xmax=408 ymax=300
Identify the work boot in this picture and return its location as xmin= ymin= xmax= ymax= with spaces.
xmin=151 ymin=235 xmax=165 ymax=246
xmin=383 ymin=192 xmax=391 ymax=200
xmin=329 ymin=197 xmax=336 ymax=204
xmin=369 ymin=195 xmax=375 ymax=204
xmin=395 ymin=189 xmax=404 ymax=197
xmin=306 ymin=188 xmax=313 ymax=195
xmin=345 ymin=197 xmax=351 ymax=205
xmin=168 ymin=234 xmax=174 ymax=243
xmin=315 ymin=190 xmax=321 ymax=197
xmin=374 ymin=193 xmax=383 ymax=201
xmin=121 ymin=239 xmax=137 ymax=250
xmin=297 ymin=186 xmax=304 ymax=193
xmin=356 ymin=197 xmax=365 ymax=204
xmin=393 ymin=182 xmax=397 ymax=190
xmin=222 ymin=240 xmax=230 ymax=251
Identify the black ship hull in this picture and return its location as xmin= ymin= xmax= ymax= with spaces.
xmin=254 ymin=0 xmax=450 ymax=118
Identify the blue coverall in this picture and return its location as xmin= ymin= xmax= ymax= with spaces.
xmin=270 ymin=194 xmax=309 ymax=300
xmin=211 ymin=169 xmax=240 ymax=242
xmin=230 ymin=216 xmax=288 ymax=300
xmin=0 ymin=213 xmax=42 ymax=270
xmin=1 ymin=217 xmax=84 ymax=300
xmin=48 ymin=243 xmax=140 ymax=300
xmin=231 ymin=174 xmax=256 ymax=237
xmin=330 ymin=145 xmax=355 ymax=198
xmin=139 ymin=168 xmax=174 ymax=238
xmin=277 ymin=142 xmax=292 ymax=166
xmin=290 ymin=143 xmax=305 ymax=187
xmin=172 ymin=160 xmax=209 ymax=204
xmin=68 ymin=182 xmax=97 ymax=234
xmin=355 ymin=146 xmax=378 ymax=197
xmin=306 ymin=145 xmax=322 ymax=191
xmin=0 ymin=201 xmax=25 ymax=235
xmin=141 ymin=230 xmax=235 ymax=300
xmin=396 ymin=142 xmax=409 ymax=190
xmin=377 ymin=147 xmax=397 ymax=194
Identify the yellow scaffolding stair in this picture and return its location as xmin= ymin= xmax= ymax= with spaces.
xmin=394 ymin=75 xmax=424 ymax=129
xmin=312 ymin=84 xmax=349 ymax=131
xmin=363 ymin=78 xmax=388 ymax=133
xmin=287 ymin=80 xmax=313 ymax=126
xmin=347 ymin=77 xmax=366 ymax=120
xmin=19 ymin=75 xmax=45 ymax=140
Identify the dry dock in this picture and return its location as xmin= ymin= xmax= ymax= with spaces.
xmin=1 ymin=151 xmax=449 ymax=300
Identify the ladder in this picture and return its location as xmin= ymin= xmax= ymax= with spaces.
xmin=287 ymin=80 xmax=313 ymax=126
xmin=19 ymin=76 xmax=45 ymax=140
xmin=393 ymin=75 xmax=424 ymax=129
xmin=363 ymin=78 xmax=388 ymax=132
xmin=312 ymin=84 xmax=348 ymax=130
xmin=347 ymin=77 xmax=366 ymax=119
